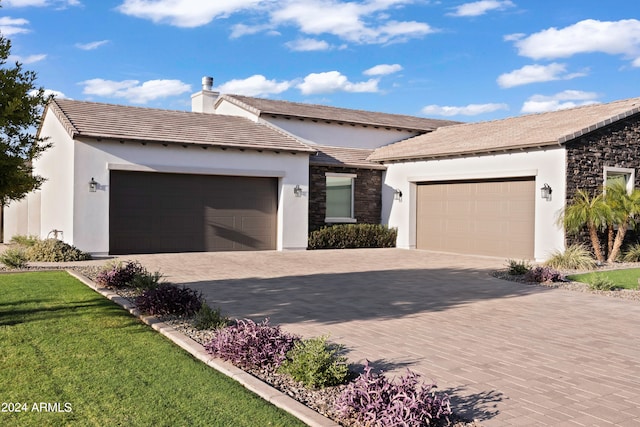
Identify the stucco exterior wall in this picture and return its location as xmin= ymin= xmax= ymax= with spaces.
xmin=382 ymin=147 xmax=567 ymax=261
xmin=71 ymin=140 xmax=309 ymax=254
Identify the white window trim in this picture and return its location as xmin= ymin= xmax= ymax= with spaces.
xmin=604 ymin=166 xmax=635 ymax=194
xmin=325 ymin=172 xmax=357 ymax=222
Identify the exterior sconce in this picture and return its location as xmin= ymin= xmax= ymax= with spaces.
xmin=293 ymin=184 xmax=303 ymax=197
xmin=89 ymin=177 xmax=98 ymax=192
xmin=394 ymin=188 xmax=403 ymax=201
xmin=540 ymin=183 xmax=552 ymax=201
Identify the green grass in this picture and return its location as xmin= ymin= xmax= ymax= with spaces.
xmin=568 ymin=268 xmax=640 ymax=290
xmin=0 ymin=271 xmax=305 ymax=427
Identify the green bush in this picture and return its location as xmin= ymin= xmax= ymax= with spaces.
xmin=25 ymin=238 xmax=91 ymax=262
xmin=9 ymin=234 xmax=39 ymax=247
xmin=279 ymin=335 xmax=349 ymax=388
xmin=192 ymin=304 xmax=230 ymax=330
xmin=506 ymin=259 xmax=532 ymax=275
xmin=130 ymin=270 xmax=165 ymax=291
xmin=0 ymin=247 xmax=28 ymax=268
xmin=308 ymin=224 xmax=397 ymax=250
xmin=622 ymin=244 xmax=640 ymax=262
xmin=588 ymin=276 xmax=618 ymax=291
xmin=544 ymin=244 xmax=597 ymax=270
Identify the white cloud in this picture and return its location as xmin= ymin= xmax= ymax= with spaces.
xmin=216 ymin=75 xmax=292 ymax=96
xmin=230 ymin=23 xmax=273 ymax=39
xmin=421 ymin=103 xmax=508 ymax=116
xmin=29 ymin=88 xmax=67 ymax=99
xmin=4 ymin=0 xmax=80 ymax=7
xmin=296 ymin=71 xmax=379 ymax=95
xmin=497 ymin=63 xmax=586 ymax=88
xmin=285 ymin=38 xmax=330 ymax=52
xmin=513 ymin=19 xmax=640 ymax=64
xmin=634 ymin=57 xmax=640 ymax=67
xmin=0 ymin=17 xmax=30 ymax=35
xmin=8 ymin=53 xmax=47 ymax=64
xmin=363 ymin=63 xmax=402 ymax=76
xmin=521 ymin=90 xmax=600 ymax=114
xmin=449 ymin=0 xmax=514 ymax=17
xmin=76 ymin=40 xmax=110 ymax=50
xmin=117 ymin=0 xmax=263 ymax=28
xmin=80 ymin=78 xmax=191 ymax=104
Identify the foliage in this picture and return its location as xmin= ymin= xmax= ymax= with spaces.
xmin=135 ymin=284 xmax=203 ymax=317
xmin=568 ymin=268 xmax=640 ymax=290
xmin=560 ymin=189 xmax=611 ymax=262
xmin=279 ymin=335 xmax=349 ymax=389
xmin=334 ymin=362 xmax=451 ymax=427
xmin=192 ymin=304 xmax=230 ymax=330
xmin=524 ymin=266 xmax=566 ymax=283
xmin=506 ymin=259 xmax=532 ymax=275
xmin=308 ymin=224 xmax=397 ymax=249
xmin=544 ymin=244 xmax=597 ymax=270
xmin=204 ymin=318 xmax=300 ymax=370
xmin=95 ymin=260 xmax=145 ymax=288
xmin=0 ymin=31 xmax=52 ymax=206
xmin=604 ymin=182 xmax=640 ymax=263
xmin=0 ymin=247 xmax=27 ymax=268
xmin=622 ymin=244 xmax=640 ymax=262
xmin=588 ymin=276 xmax=618 ymax=291
xmin=129 ymin=269 xmax=165 ymax=291
xmin=24 ymin=238 xmax=91 ymax=262
xmin=9 ymin=234 xmax=38 ymax=247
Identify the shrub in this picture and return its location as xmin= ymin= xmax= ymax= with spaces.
xmin=24 ymin=238 xmax=91 ymax=262
xmin=524 ymin=266 xmax=566 ymax=283
xmin=0 ymin=247 xmax=28 ymax=268
xmin=135 ymin=284 xmax=203 ymax=317
xmin=308 ymin=224 xmax=397 ymax=250
xmin=279 ymin=336 xmax=349 ymax=389
xmin=129 ymin=270 xmax=165 ymax=291
xmin=10 ymin=234 xmax=39 ymax=247
xmin=192 ymin=304 xmax=230 ymax=330
xmin=204 ymin=318 xmax=299 ymax=370
xmin=95 ymin=260 xmax=146 ymax=288
xmin=588 ymin=277 xmax=618 ymax=291
xmin=334 ymin=362 xmax=451 ymax=427
xmin=544 ymin=244 xmax=597 ymax=270
xmin=506 ymin=259 xmax=532 ymax=275
xmin=622 ymin=244 xmax=640 ymax=262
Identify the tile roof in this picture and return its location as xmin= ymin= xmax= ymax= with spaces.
xmin=369 ymin=97 xmax=640 ymax=162
xmin=220 ymin=94 xmax=461 ymax=132
xmin=45 ymin=99 xmax=315 ymax=154
xmin=310 ymin=145 xmax=386 ymax=170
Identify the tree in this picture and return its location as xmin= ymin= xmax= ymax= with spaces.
xmin=0 ymin=26 xmax=51 ymax=207
xmin=561 ymin=189 xmax=611 ymax=262
xmin=604 ymin=181 xmax=640 ymax=263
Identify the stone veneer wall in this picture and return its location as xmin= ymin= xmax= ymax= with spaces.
xmin=564 ymin=113 xmax=640 ymax=250
xmin=308 ymin=165 xmax=382 ymax=231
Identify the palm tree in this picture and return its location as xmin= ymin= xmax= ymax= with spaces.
xmin=604 ymin=182 xmax=640 ymax=263
xmin=560 ymin=189 xmax=611 ymax=262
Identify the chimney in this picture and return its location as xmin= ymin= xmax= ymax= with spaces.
xmin=191 ymin=76 xmax=219 ymax=113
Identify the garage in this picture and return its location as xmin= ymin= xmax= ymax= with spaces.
xmin=416 ymin=178 xmax=535 ymax=259
xmin=109 ymin=171 xmax=278 ymax=254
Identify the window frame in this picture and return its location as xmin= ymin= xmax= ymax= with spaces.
xmin=324 ymin=172 xmax=357 ymax=223
xmin=604 ymin=166 xmax=635 ymax=195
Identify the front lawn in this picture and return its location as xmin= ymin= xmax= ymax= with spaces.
xmin=0 ymin=271 xmax=305 ymax=427
xmin=567 ymin=268 xmax=640 ymax=290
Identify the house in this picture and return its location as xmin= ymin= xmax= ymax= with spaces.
xmin=3 ymin=77 xmax=455 ymax=255
xmin=372 ymin=97 xmax=640 ymax=260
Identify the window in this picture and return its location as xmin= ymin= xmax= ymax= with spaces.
xmin=325 ymin=173 xmax=356 ymax=222
xmin=604 ymin=166 xmax=635 ymax=194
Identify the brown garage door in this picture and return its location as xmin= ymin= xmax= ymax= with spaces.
xmin=416 ymin=178 xmax=535 ymax=259
xmin=109 ymin=171 xmax=277 ymax=254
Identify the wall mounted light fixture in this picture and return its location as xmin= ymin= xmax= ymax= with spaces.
xmin=540 ymin=183 xmax=552 ymax=201
xmin=89 ymin=177 xmax=98 ymax=193
xmin=394 ymin=188 xmax=403 ymax=201
xmin=294 ymin=184 xmax=303 ymax=197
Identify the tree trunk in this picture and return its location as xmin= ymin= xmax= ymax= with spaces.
xmin=607 ymin=222 xmax=628 ymax=263
xmin=588 ymin=224 xmax=605 ymax=262
xmin=607 ymin=225 xmax=614 ymax=259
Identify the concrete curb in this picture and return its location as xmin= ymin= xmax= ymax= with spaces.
xmin=65 ymin=269 xmax=340 ymax=427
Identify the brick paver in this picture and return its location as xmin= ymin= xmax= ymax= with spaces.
xmin=130 ymin=249 xmax=640 ymax=426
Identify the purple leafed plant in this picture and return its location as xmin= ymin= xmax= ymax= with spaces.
xmin=524 ymin=266 xmax=566 ymax=283
xmin=204 ymin=318 xmax=300 ymax=370
xmin=334 ymin=362 xmax=451 ymax=427
xmin=95 ymin=260 xmax=145 ymax=288
xmin=134 ymin=284 xmax=203 ymax=316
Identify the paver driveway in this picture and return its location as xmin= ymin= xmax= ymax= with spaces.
xmin=131 ymin=249 xmax=640 ymax=426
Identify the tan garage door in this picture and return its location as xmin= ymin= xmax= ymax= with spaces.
xmin=416 ymin=178 xmax=535 ymax=259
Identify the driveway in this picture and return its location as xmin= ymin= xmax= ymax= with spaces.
xmin=131 ymin=249 xmax=640 ymax=426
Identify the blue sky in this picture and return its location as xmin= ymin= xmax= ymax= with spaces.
xmin=1 ymin=0 xmax=639 ymax=121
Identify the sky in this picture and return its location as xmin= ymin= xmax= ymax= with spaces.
xmin=1 ymin=0 xmax=639 ymax=122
